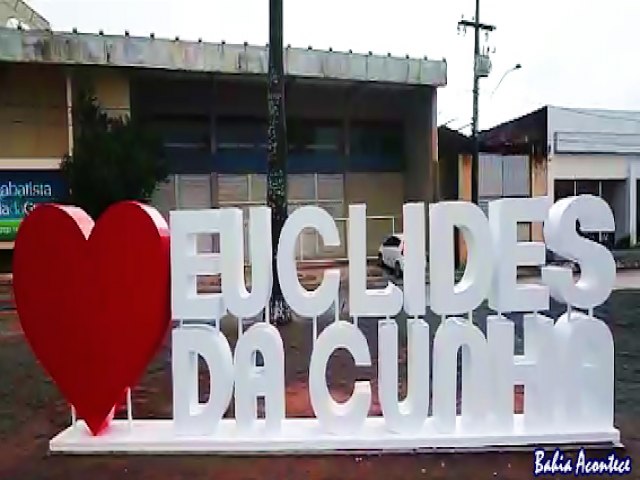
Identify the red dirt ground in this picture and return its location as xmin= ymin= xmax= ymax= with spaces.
xmin=0 ymin=312 xmax=635 ymax=480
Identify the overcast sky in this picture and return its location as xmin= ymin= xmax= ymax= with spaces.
xmin=27 ymin=0 xmax=640 ymax=133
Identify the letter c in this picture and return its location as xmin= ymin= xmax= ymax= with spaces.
xmin=308 ymin=321 xmax=371 ymax=434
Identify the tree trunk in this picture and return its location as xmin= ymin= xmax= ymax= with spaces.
xmin=267 ymin=0 xmax=291 ymax=325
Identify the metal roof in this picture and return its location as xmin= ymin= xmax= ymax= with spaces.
xmin=0 ymin=27 xmax=447 ymax=87
xmin=0 ymin=0 xmax=50 ymax=30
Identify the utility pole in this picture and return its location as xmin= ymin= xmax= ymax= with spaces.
xmin=458 ymin=2 xmax=495 ymax=204
xmin=267 ymin=0 xmax=291 ymax=325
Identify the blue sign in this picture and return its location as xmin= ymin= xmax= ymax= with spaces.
xmin=0 ymin=170 xmax=67 ymax=241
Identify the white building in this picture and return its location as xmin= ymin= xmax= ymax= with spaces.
xmin=481 ymin=105 xmax=640 ymax=247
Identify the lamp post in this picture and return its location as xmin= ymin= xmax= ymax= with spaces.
xmin=267 ymin=0 xmax=291 ymax=325
xmin=490 ymin=63 xmax=522 ymax=98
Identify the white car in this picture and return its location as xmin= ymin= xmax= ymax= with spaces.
xmin=378 ymin=233 xmax=405 ymax=277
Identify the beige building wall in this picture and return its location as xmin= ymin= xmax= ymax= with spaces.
xmin=403 ymin=87 xmax=436 ymax=239
xmin=0 ymin=63 xmax=68 ymax=164
xmin=531 ymin=155 xmax=548 ymax=241
xmin=91 ymin=69 xmax=131 ymax=119
xmin=345 ymin=173 xmax=404 ymax=256
xmin=457 ymin=153 xmax=472 ymax=263
xmin=0 ymin=63 xmax=133 ymax=171
xmin=457 ymin=153 xmax=549 ymax=258
xmin=547 ymin=154 xmax=628 ymax=203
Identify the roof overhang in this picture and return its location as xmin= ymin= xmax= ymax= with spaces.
xmin=0 ymin=28 xmax=447 ymax=87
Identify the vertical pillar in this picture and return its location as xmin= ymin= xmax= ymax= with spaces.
xmin=65 ymin=70 xmax=74 ymax=155
xmin=457 ymin=153 xmax=472 ymax=265
xmin=429 ymin=86 xmax=438 ymax=205
xmin=629 ymin=164 xmax=637 ymax=246
xmin=546 ymin=157 xmax=555 ymax=203
xmin=530 ymin=155 xmax=548 ymax=242
xmin=210 ymin=80 xmax=218 ymax=208
xmin=403 ymin=86 xmax=435 ymax=251
xmin=340 ymin=94 xmax=350 ymax=259
xmin=175 ymin=174 xmax=181 ymax=209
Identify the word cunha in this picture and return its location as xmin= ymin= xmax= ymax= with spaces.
xmin=168 ymin=195 xmax=617 ymax=444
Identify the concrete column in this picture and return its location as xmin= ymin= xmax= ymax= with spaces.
xmin=430 ymin=87 xmax=439 ymax=204
xmin=65 ymin=69 xmax=74 ymax=156
xmin=403 ymin=87 xmax=435 ymax=204
xmin=403 ymin=86 xmax=436 ymax=251
xmin=629 ymin=163 xmax=637 ymax=246
xmin=546 ymin=157 xmax=555 ymax=202
xmin=530 ymin=155 xmax=548 ymax=242
xmin=457 ymin=154 xmax=472 ymax=264
xmin=210 ymin=80 xmax=218 ymax=207
xmin=343 ymin=89 xmax=351 ymax=220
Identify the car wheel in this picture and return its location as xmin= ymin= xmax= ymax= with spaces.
xmin=394 ymin=261 xmax=402 ymax=279
xmin=377 ymin=253 xmax=384 ymax=268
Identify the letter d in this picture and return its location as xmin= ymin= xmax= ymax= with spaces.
xmin=172 ymin=325 xmax=234 ymax=436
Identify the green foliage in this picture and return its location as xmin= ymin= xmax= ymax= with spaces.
xmin=60 ymin=89 xmax=167 ymax=219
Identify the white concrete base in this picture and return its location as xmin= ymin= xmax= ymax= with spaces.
xmin=49 ymin=416 xmax=621 ymax=455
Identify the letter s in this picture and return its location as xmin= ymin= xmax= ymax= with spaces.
xmin=542 ymin=195 xmax=615 ymax=309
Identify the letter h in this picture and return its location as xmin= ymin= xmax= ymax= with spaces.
xmin=515 ymin=313 xmax=556 ymax=432
xmin=487 ymin=313 xmax=556 ymax=433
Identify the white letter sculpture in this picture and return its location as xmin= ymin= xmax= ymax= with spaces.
xmin=47 ymin=197 xmax=621 ymax=455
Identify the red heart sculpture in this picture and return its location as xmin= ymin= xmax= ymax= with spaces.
xmin=13 ymin=201 xmax=170 ymax=435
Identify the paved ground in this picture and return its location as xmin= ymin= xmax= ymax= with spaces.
xmin=609 ymin=269 xmax=640 ymax=290
xmin=0 ymin=272 xmax=638 ymax=479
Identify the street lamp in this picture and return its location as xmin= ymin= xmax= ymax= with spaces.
xmin=490 ymin=63 xmax=522 ymax=98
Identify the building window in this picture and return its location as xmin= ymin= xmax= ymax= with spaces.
xmin=576 ymin=180 xmax=600 ymax=196
xmin=348 ymin=122 xmax=404 ymax=172
xmin=288 ymin=120 xmax=342 ymax=152
xmin=553 ymin=179 xmax=619 ymax=248
xmin=350 ymin=122 xmax=403 ymax=157
xmin=151 ymin=174 xmax=215 ymax=252
xmin=217 ymin=173 xmax=345 ymax=259
xmin=554 ymin=180 xmax=575 ymax=201
xmin=147 ymin=115 xmax=211 ymax=151
xmin=216 ymin=117 xmax=267 ymax=149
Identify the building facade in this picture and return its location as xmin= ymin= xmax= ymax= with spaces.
xmin=481 ymin=105 xmax=640 ymax=248
xmin=0 ymin=27 xmax=446 ymax=257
